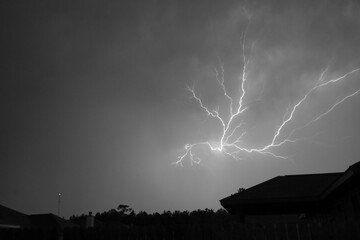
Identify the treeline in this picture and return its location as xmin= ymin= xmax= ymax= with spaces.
xmin=69 ymin=205 xmax=234 ymax=227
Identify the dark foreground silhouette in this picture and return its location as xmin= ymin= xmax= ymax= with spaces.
xmin=2 ymin=205 xmax=360 ymax=240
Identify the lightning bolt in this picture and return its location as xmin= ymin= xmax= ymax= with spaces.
xmin=174 ymin=12 xmax=360 ymax=166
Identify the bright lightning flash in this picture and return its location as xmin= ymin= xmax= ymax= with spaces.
xmin=175 ymin=20 xmax=360 ymax=167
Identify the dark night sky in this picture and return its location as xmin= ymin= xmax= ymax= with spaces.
xmin=1 ymin=0 xmax=360 ymax=218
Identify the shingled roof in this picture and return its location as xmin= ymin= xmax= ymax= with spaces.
xmin=220 ymin=160 xmax=360 ymax=215
xmin=30 ymin=214 xmax=78 ymax=230
xmin=0 ymin=204 xmax=31 ymax=228
xmin=221 ymin=173 xmax=342 ymax=205
xmin=0 ymin=204 xmax=78 ymax=229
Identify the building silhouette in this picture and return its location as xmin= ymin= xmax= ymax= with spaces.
xmin=221 ymin=161 xmax=360 ymax=224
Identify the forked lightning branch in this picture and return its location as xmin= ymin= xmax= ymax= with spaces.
xmin=175 ymin=23 xmax=360 ymax=166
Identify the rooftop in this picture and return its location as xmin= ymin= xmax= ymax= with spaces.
xmin=221 ymin=160 xmax=360 ymax=209
xmin=221 ymin=172 xmax=342 ymax=205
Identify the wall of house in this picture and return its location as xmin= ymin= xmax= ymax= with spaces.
xmin=245 ymin=214 xmax=302 ymax=224
xmin=318 ymin=177 xmax=360 ymax=223
xmin=0 ymin=224 xmax=22 ymax=229
xmin=350 ymin=184 xmax=360 ymax=219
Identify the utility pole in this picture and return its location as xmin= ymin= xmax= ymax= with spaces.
xmin=58 ymin=193 xmax=61 ymax=217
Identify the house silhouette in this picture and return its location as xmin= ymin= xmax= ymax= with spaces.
xmin=0 ymin=204 xmax=77 ymax=230
xmin=0 ymin=204 xmax=31 ymax=229
xmin=220 ymin=161 xmax=360 ymax=224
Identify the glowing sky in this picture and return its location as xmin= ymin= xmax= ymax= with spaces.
xmin=1 ymin=0 xmax=360 ymax=218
